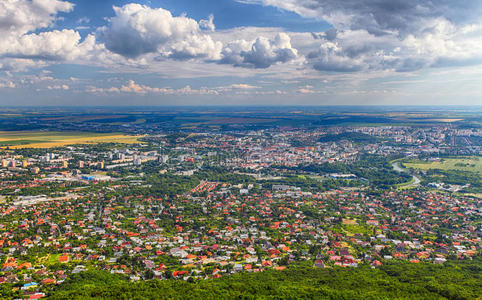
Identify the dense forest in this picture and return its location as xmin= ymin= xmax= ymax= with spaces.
xmin=48 ymin=259 xmax=481 ymax=299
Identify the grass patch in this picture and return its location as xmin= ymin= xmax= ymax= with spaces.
xmin=47 ymin=254 xmax=61 ymax=265
xmin=403 ymin=157 xmax=481 ymax=174
xmin=343 ymin=224 xmax=371 ymax=235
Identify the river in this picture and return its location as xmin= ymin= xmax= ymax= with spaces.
xmin=392 ymin=162 xmax=421 ymax=187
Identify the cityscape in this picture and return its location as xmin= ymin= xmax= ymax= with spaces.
xmin=0 ymin=0 xmax=481 ymax=299
xmin=0 ymin=108 xmax=480 ymax=298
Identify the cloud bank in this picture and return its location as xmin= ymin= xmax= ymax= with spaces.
xmin=4 ymin=0 xmax=482 ymax=74
xmin=243 ymin=0 xmax=482 ymax=72
xmin=1 ymin=0 xmax=482 ymax=105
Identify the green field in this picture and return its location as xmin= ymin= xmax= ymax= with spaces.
xmin=47 ymin=254 xmax=61 ymax=265
xmin=343 ymin=224 xmax=371 ymax=235
xmin=0 ymin=131 xmax=142 ymax=148
xmin=403 ymin=157 xmax=482 ymax=174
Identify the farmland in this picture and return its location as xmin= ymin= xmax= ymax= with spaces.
xmin=0 ymin=131 xmax=142 ymax=148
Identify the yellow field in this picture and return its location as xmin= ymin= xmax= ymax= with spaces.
xmin=0 ymin=131 xmax=143 ymax=148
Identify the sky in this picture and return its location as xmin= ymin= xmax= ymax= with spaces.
xmin=1 ymin=0 xmax=482 ymax=106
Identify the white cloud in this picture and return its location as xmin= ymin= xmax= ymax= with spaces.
xmin=76 ymin=17 xmax=90 ymax=24
xmin=242 ymin=0 xmax=482 ymax=72
xmin=86 ymin=86 xmax=121 ymax=94
xmin=200 ymin=14 xmax=215 ymax=32
xmin=87 ymin=80 xmax=265 ymax=96
xmin=297 ymin=85 xmax=316 ymax=94
xmin=2 ymin=0 xmax=481 ymax=102
xmin=0 ymin=81 xmax=16 ymax=88
xmin=0 ymin=0 xmax=99 ymax=67
xmin=99 ymin=4 xmax=301 ymax=69
xmin=307 ymin=39 xmax=365 ymax=72
xmin=0 ymin=57 xmax=47 ymax=72
xmin=47 ymin=84 xmax=69 ymax=90
xmin=101 ymin=4 xmax=222 ymax=60
xmin=230 ymin=84 xmax=259 ymax=89
xmin=220 ymin=33 xmax=298 ymax=68
xmin=0 ymin=0 xmax=74 ymax=36
xmin=303 ymin=19 xmax=482 ymax=72
xmin=0 ymin=2 xmax=302 ymax=76
xmin=2 ymin=30 xmax=96 ymax=61
xmin=248 ymin=0 xmax=482 ymax=36
xmin=87 ymin=80 xmax=222 ymax=96
xmin=119 ymin=80 xmax=161 ymax=94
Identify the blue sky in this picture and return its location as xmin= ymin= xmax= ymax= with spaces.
xmin=55 ymin=0 xmax=330 ymax=33
xmin=0 ymin=0 xmax=482 ymax=106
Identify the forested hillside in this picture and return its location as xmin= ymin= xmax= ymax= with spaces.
xmin=49 ymin=259 xmax=481 ymax=299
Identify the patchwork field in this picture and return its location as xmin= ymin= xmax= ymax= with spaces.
xmin=0 ymin=131 xmax=142 ymax=148
xmin=403 ymin=157 xmax=482 ymax=173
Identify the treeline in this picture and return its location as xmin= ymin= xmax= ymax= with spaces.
xmin=198 ymin=167 xmax=256 ymax=184
xmin=125 ymin=168 xmax=256 ymax=197
xmin=49 ymin=259 xmax=481 ymax=299
xmin=424 ymin=169 xmax=482 ymax=193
